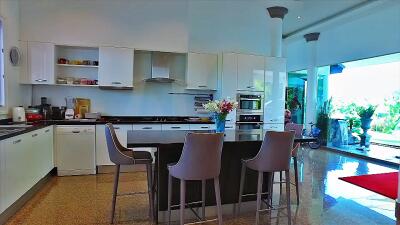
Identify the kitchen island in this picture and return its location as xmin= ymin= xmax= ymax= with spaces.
xmin=127 ymin=130 xmax=315 ymax=223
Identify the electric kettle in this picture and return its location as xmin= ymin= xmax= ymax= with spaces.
xmin=12 ymin=106 xmax=26 ymax=123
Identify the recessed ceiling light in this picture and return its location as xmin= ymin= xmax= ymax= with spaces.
xmin=297 ymin=16 xmax=302 ymax=19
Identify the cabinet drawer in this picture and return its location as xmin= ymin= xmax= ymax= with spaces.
xmin=132 ymin=124 xmax=162 ymax=131
xmin=263 ymin=123 xmax=284 ymax=131
xmin=225 ymin=124 xmax=236 ymax=130
xmin=162 ymin=124 xmax=190 ymax=131
xmin=189 ymin=124 xmax=213 ymax=130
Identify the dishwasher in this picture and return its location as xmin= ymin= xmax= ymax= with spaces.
xmin=56 ymin=125 xmax=96 ymax=176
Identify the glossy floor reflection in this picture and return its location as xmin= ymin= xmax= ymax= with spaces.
xmin=6 ymin=147 xmax=397 ymax=225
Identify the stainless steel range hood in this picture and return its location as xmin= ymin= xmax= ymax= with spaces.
xmin=145 ymin=51 xmax=175 ymax=83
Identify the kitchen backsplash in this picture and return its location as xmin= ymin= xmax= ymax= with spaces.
xmin=32 ymin=83 xmax=214 ymax=116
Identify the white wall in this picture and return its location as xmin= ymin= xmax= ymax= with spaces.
xmin=32 ymin=83 xmax=202 ymax=116
xmin=20 ymin=0 xmax=189 ymax=52
xmin=0 ymin=0 xmax=32 ymax=118
xmin=21 ymin=0 xmax=279 ymax=116
xmin=188 ymin=0 xmax=272 ymax=55
xmin=285 ymin=2 xmax=400 ymax=72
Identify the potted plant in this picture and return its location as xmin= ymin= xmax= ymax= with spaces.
xmin=203 ymin=99 xmax=237 ymax=133
xmin=316 ymin=98 xmax=332 ymax=146
xmin=356 ymin=104 xmax=377 ymax=148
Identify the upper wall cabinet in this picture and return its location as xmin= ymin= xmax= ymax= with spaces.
xmin=98 ymin=46 xmax=134 ymax=88
xmin=186 ymin=52 xmax=218 ymax=90
xmin=23 ymin=42 xmax=55 ymax=84
xmin=263 ymin=57 xmax=287 ymax=124
xmin=237 ymin=54 xmax=264 ymax=92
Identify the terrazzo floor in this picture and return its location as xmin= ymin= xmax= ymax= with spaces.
xmin=6 ymin=147 xmax=397 ymax=225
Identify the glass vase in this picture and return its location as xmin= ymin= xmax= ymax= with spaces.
xmin=214 ymin=113 xmax=227 ymax=133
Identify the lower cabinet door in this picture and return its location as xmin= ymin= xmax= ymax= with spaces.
xmin=2 ymin=134 xmax=31 ymax=210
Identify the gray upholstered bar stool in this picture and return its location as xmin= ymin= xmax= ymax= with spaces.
xmin=105 ymin=123 xmax=154 ymax=224
xmin=167 ymin=133 xmax=224 ymax=225
xmin=237 ymin=131 xmax=295 ymax=225
xmin=278 ymin=142 xmax=301 ymax=205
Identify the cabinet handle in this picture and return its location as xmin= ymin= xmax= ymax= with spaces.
xmin=72 ymin=130 xmax=80 ymax=133
xmin=142 ymin=127 xmax=152 ymax=130
xmin=171 ymin=126 xmax=181 ymax=129
xmin=114 ymin=127 xmax=120 ymax=130
xmin=32 ymin=133 xmax=38 ymax=137
xmin=226 ymin=126 xmax=233 ymax=128
xmin=198 ymin=85 xmax=207 ymax=88
xmin=246 ymin=86 xmax=255 ymax=89
xmin=13 ymin=139 xmax=22 ymax=144
xmin=111 ymin=82 xmax=122 ymax=85
xmin=35 ymin=79 xmax=47 ymax=82
xmin=200 ymin=126 xmax=209 ymax=129
xmin=45 ymin=129 xmax=50 ymax=133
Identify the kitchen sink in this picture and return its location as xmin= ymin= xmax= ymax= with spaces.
xmin=0 ymin=125 xmax=31 ymax=136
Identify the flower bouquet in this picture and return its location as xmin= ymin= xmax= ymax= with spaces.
xmin=203 ymin=99 xmax=238 ymax=132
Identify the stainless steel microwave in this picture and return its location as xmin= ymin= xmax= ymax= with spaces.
xmin=237 ymin=93 xmax=263 ymax=113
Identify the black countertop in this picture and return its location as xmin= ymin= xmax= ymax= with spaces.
xmin=0 ymin=116 xmax=214 ymax=141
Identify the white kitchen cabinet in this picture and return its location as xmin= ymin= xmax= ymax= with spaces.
xmin=237 ymin=54 xmax=265 ymax=92
xmin=27 ymin=42 xmax=55 ymax=84
xmin=263 ymin=123 xmax=284 ymax=132
xmin=95 ymin=124 xmax=132 ymax=166
xmin=161 ymin=124 xmax=190 ymax=131
xmin=264 ymin=57 xmax=287 ymax=125
xmin=221 ymin=53 xmax=238 ymax=124
xmin=2 ymin=133 xmax=31 ymax=210
xmin=98 ymin=46 xmax=134 ymax=87
xmin=41 ymin=126 xmax=54 ymax=174
xmin=186 ymin=52 xmax=218 ymax=90
xmin=132 ymin=124 xmax=162 ymax=131
xmin=189 ymin=124 xmax=213 ymax=130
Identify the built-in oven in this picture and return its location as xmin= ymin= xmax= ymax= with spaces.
xmin=236 ymin=113 xmax=263 ymax=141
xmin=237 ymin=93 xmax=263 ymax=114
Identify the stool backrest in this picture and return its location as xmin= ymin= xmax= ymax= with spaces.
xmin=247 ymin=131 xmax=295 ymax=172
xmin=171 ymin=133 xmax=224 ymax=180
xmin=285 ymin=123 xmax=303 ymax=138
xmin=105 ymin=123 xmax=133 ymax=165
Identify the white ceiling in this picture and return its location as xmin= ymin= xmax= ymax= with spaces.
xmin=281 ymin=0 xmax=368 ymax=36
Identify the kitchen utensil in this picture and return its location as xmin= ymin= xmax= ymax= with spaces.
xmin=51 ymin=107 xmax=62 ymax=120
xmin=12 ymin=107 xmax=26 ymax=123
xmin=65 ymin=97 xmax=76 ymax=120
xmin=75 ymin=98 xmax=90 ymax=118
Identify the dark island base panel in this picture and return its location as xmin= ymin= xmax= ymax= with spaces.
xmin=157 ymin=141 xmax=272 ymax=211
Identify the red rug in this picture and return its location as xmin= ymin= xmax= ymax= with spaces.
xmin=339 ymin=172 xmax=398 ymax=200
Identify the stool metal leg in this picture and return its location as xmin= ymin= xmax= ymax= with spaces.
xmin=180 ymin=179 xmax=186 ymax=225
xmin=279 ymin=171 xmax=283 ymax=195
xmin=237 ymin=162 xmax=246 ymax=216
xmin=146 ymin=163 xmax=154 ymax=221
xmin=268 ymin=172 xmax=274 ymax=207
xmin=285 ymin=170 xmax=292 ymax=225
xmin=214 ymin=178 xmax=223 ymax=225
xmin=167 ymin=174 xmax=172 ymax=225
xmin=111 ymin=165 xmax=120 ymax=224
xmin=293 ymin=157 xmax=300 ymax=205
xmin=255 ymin=171 xmax=263 ymax=225
xmin=202 ymin=180 xmax=206 ymax=220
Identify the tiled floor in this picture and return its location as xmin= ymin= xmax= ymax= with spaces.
xmin=6 ymin=147 xmax=397 ymax=225
xmin=326 ymin=143 xmax=400 ymax=166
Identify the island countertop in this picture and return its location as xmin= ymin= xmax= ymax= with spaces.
xmin=127 ymin=130 xmax=316 ymax=147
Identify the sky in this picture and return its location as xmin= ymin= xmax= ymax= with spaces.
xmin=328 ymin=61 xmax=400 ymax=107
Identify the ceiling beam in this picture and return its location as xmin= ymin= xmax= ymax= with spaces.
xmin=283 ymin=0 xmax=388 ymax=41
